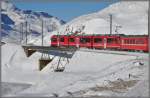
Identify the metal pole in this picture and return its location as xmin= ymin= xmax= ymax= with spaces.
xmin=28 ymin=24 xmax=30 ymax=35
xmin=41 ymin=18 xmax=44 ymax=59
xmin=20 ymin=23 xmax=22 ymax=43
xmin=110 ymin=14 xmax=112 ymax=35
xmin=25 ymin=21 xmax=27 ymax=44
xmin=21 ymin=23 xmax=23 ymax=41
xmin=28 ymin=23 xmax=31 ymax=40
xmin=41 ymin=19 xmax=44 ymax=46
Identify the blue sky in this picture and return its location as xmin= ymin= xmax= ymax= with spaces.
xmin=12 ymin=1 xmax=118 ymax=22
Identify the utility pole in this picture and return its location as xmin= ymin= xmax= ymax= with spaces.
xmin=28 ymin=23 xmax=31 ymax=40
xmin=20 ymin=23 xmax=23 ymax=43
xmin=41 ymin=19 xmax=44 ymax=46
xmin=28 ymin=24 xmax=30 ymax=35
xmin=41 ymin=18 xmax=44 ymax=59
xmin=21 ymin=23 xmax=24 ymax=41
xmin=25 ymin=21 xmax=28 ymax=45
xmin=109 ymin=14 xmax=112 ymax=35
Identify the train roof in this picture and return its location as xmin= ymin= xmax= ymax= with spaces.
xmin=121 ymin=35 xmax=148 ymax=37
xmin=52 ymin=34 xmax=148 ymax=37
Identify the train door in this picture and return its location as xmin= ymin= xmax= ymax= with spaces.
xmin=76 ymin=37 xmax=80 ymax=48
xmin=104 ymin=38 xmax=107 ymax=49
xmin=57 ymin=37 xmax=60 ymax=47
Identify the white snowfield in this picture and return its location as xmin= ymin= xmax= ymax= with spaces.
xmin=1 ymin=43 xmax=149 ymax=97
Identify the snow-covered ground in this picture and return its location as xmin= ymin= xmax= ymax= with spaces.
xmin=1 ymin=43 xmax=149 ymax=97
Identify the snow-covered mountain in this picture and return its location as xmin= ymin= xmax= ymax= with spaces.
xmin=58 ymin=1 xmax=148 ymax=35
xmin=32 ymin=1 xmax=148 ymax=46
xmin=32 ymin=1 xmax=148 ymax=45
xmin=1 ymin=0 xmax=65 ymax=43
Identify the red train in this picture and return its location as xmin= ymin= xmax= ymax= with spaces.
xmin=51 ymin=34 xmax=149 ymax=52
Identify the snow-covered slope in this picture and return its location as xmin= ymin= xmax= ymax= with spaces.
xmin=62 ymin=1 xmax=148 ymax=35
xmin=1 ymin=43 xmax=149 ymax=97
xmin=1 ymin=0 xmax=65 ymax=43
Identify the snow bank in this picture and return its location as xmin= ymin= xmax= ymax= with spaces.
xmin=65 ymin=50 xmax=136 ymax=72
xmin=1 ymin=43 xmax=149 ymax=97
xmin=1 ymin=43 xmax=43 ymax=83
xmin=123 ymin=80 xmax=149 ymax=97
xmin=2 ymin=43 xmax=40 ymax=72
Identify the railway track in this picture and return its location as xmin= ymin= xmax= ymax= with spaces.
xmin=79 ymin=48 xmax=147 ymax=57
xmin=22 ymin=45 xmax=147 ymax=57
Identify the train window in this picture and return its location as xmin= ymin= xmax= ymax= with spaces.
xmin=133 ymin=39 xmax=136 ymax=44
xmin=86 ymin=38 xmax=91 ymax=42
xmin=129 ymin=40 xmax=133 ymax=44
xmin=128 ymin=40 xmax=130 ymax=44
xmin=80 ymin=38 xmax=90 ymax=43
xmin=136 ymin=40 xmax=144 ymax=44
xmin=123 ymin=40 xmax=125 ymax=44
xmin=94 ymin=38 xmax=102 ymax=43
xmin=107 ymin=38 xmax=114 ymax=43
xmin=114 ymin=39 xmax=118 ymax=44
xmin=125 ymin=40 xmax=128 ymax=44
xmin=124 ymin=40 xmax=127 ymax=44
xmin=131 ymin=39 xmax=134 ymax=44
xmin=60 ymin=37 xmax=64 ymax=42
xmin=51 ymin=38 xmax=57 ymax=42
xmin=69 ymin=38 xmax=75 ymax=42
xmin=132 ymin=39 xmax=135 ymax=44
xmin=125 ymin=40 xmax=129 ymax=44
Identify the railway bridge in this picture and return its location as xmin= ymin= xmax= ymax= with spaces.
xmin=22 ymin=45 xmax=78 ymax=72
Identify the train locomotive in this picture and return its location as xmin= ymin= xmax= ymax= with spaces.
xmin=50 ymin=34 xmax=149 ymax=52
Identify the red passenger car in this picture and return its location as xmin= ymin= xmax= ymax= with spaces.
xmin=120 ymin=35 xmax=148 ymax=52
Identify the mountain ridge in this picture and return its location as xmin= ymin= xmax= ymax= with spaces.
xmin=1 ymin=0 xmax=65 ymax=43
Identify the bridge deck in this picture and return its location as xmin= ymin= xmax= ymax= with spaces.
xmin=22 ymin=45 xmax=78 ymax=52
xmin=22 ymin=45 xmax=78 ymax=58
